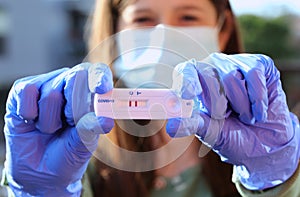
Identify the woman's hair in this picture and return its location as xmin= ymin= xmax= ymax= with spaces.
xmin=86 ymin=0 xmax=242 ymax=196
xmin=88 ymin=0 xmax=132 ymax=54
xmin=212 ymin=0 xmax=244 ymax=54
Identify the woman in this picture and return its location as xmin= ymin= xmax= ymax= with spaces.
xmin=84 ymin=0 xmax=242 ymax=196
xmin=2 ymin=0 xmax=299 ymax=197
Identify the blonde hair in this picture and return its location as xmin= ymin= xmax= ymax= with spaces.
xmin=87 ymin=0 xmax=134 ymax=64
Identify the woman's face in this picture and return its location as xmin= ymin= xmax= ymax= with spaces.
xmin=118 ymin=0 xmax=218 ymax=30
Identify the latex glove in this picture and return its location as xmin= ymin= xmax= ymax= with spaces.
xmin=3 ymin=63 xmax=114 ymax=196
xmin=167 ymin=53 xmax=300 ymax=190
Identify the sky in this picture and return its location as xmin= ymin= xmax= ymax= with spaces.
xmin=229 ymin=0 xmax=300 ymax=17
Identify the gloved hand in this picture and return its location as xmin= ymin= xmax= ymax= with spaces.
xmin=167 ymin=53 xmax=300 ymax=190
xmin=3 ymin=63 xmax=114 ymax=196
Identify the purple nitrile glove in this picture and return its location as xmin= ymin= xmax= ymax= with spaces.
xmin=3 ymin=63 xmax=114 ymax=196
xmin=167 ymin=53 xmax=300 ymax=190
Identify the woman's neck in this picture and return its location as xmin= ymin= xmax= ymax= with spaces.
xmin=153 ymin=135 xmax=201 ymax=178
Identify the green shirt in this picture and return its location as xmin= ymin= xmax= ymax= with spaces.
xmin=150 ymin=165 xmax=212 ymax=197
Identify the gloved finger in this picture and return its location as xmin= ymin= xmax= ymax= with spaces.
xmin=5 ymin=68 xmax=68 ymax=133
xmin=227 ymin=54 xmax=268 ymax=122
xmin=166 ymin=110 xmax=224 ymax=150
xmin=64 ymin=63 xmax=113 ymax=125
xmin=222 ymin=70 xmax=254 ymax=124
xmin=75 ymin=113 xmax=114 ymax=154
xmin=166 ymin=116 xmax=203 ymax=138
xmin=245 ymin=67 xmax=268 ymax=122
xmin=209 ymin=53 xmax=268 ymax=122
xmin=172 ymin=60 xmax=202 ymax=100
xmin=167 ymin=97 xmax=207 ymax=138
xmin=88 ymin=63 xmax=114 ymax=94
xmin=76 ymin=113 xmax=114 ymax=146
xmin=12 ymin=68 xmax=68 ymax=120
xmin=173 ymin=59 xmax=227 ymax=119
xmin=87 ymin=63 xmax=114 ymax=133
xmin=194 ymin=61 xmax=227 ymax=120
xmin=36 ymin=70 xmax=70 ymax=134
xmin=64 ymin=64 xmax=90 ymax=126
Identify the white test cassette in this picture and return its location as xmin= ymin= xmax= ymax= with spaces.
xmin=94 ymin=88 xmax=194 ymax=119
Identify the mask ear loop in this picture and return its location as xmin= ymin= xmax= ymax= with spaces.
xmin=216 ymin=14 xmax=226 ymax=33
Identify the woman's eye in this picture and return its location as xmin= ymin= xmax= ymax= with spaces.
xmin=133 ymin=17 xmax=153 ymax=24
xmin=181 ymin=15 xmax=199 ymax=22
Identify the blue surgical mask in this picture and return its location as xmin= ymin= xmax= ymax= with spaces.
xmin=113 ymin=25 xmax=220 ymax=88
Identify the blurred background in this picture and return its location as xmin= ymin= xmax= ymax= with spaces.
xmin=0 ymin=0 xmax=299 ymax=196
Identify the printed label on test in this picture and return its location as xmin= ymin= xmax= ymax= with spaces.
xmin=94 ymin=88 xmax=194 ymax=119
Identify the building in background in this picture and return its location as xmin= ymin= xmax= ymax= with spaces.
xmin=0 ymin=0 xmax=94 ymax=87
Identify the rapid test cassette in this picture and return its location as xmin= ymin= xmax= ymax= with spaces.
xmin=94 ymin=88 xmax=194 ymax=119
